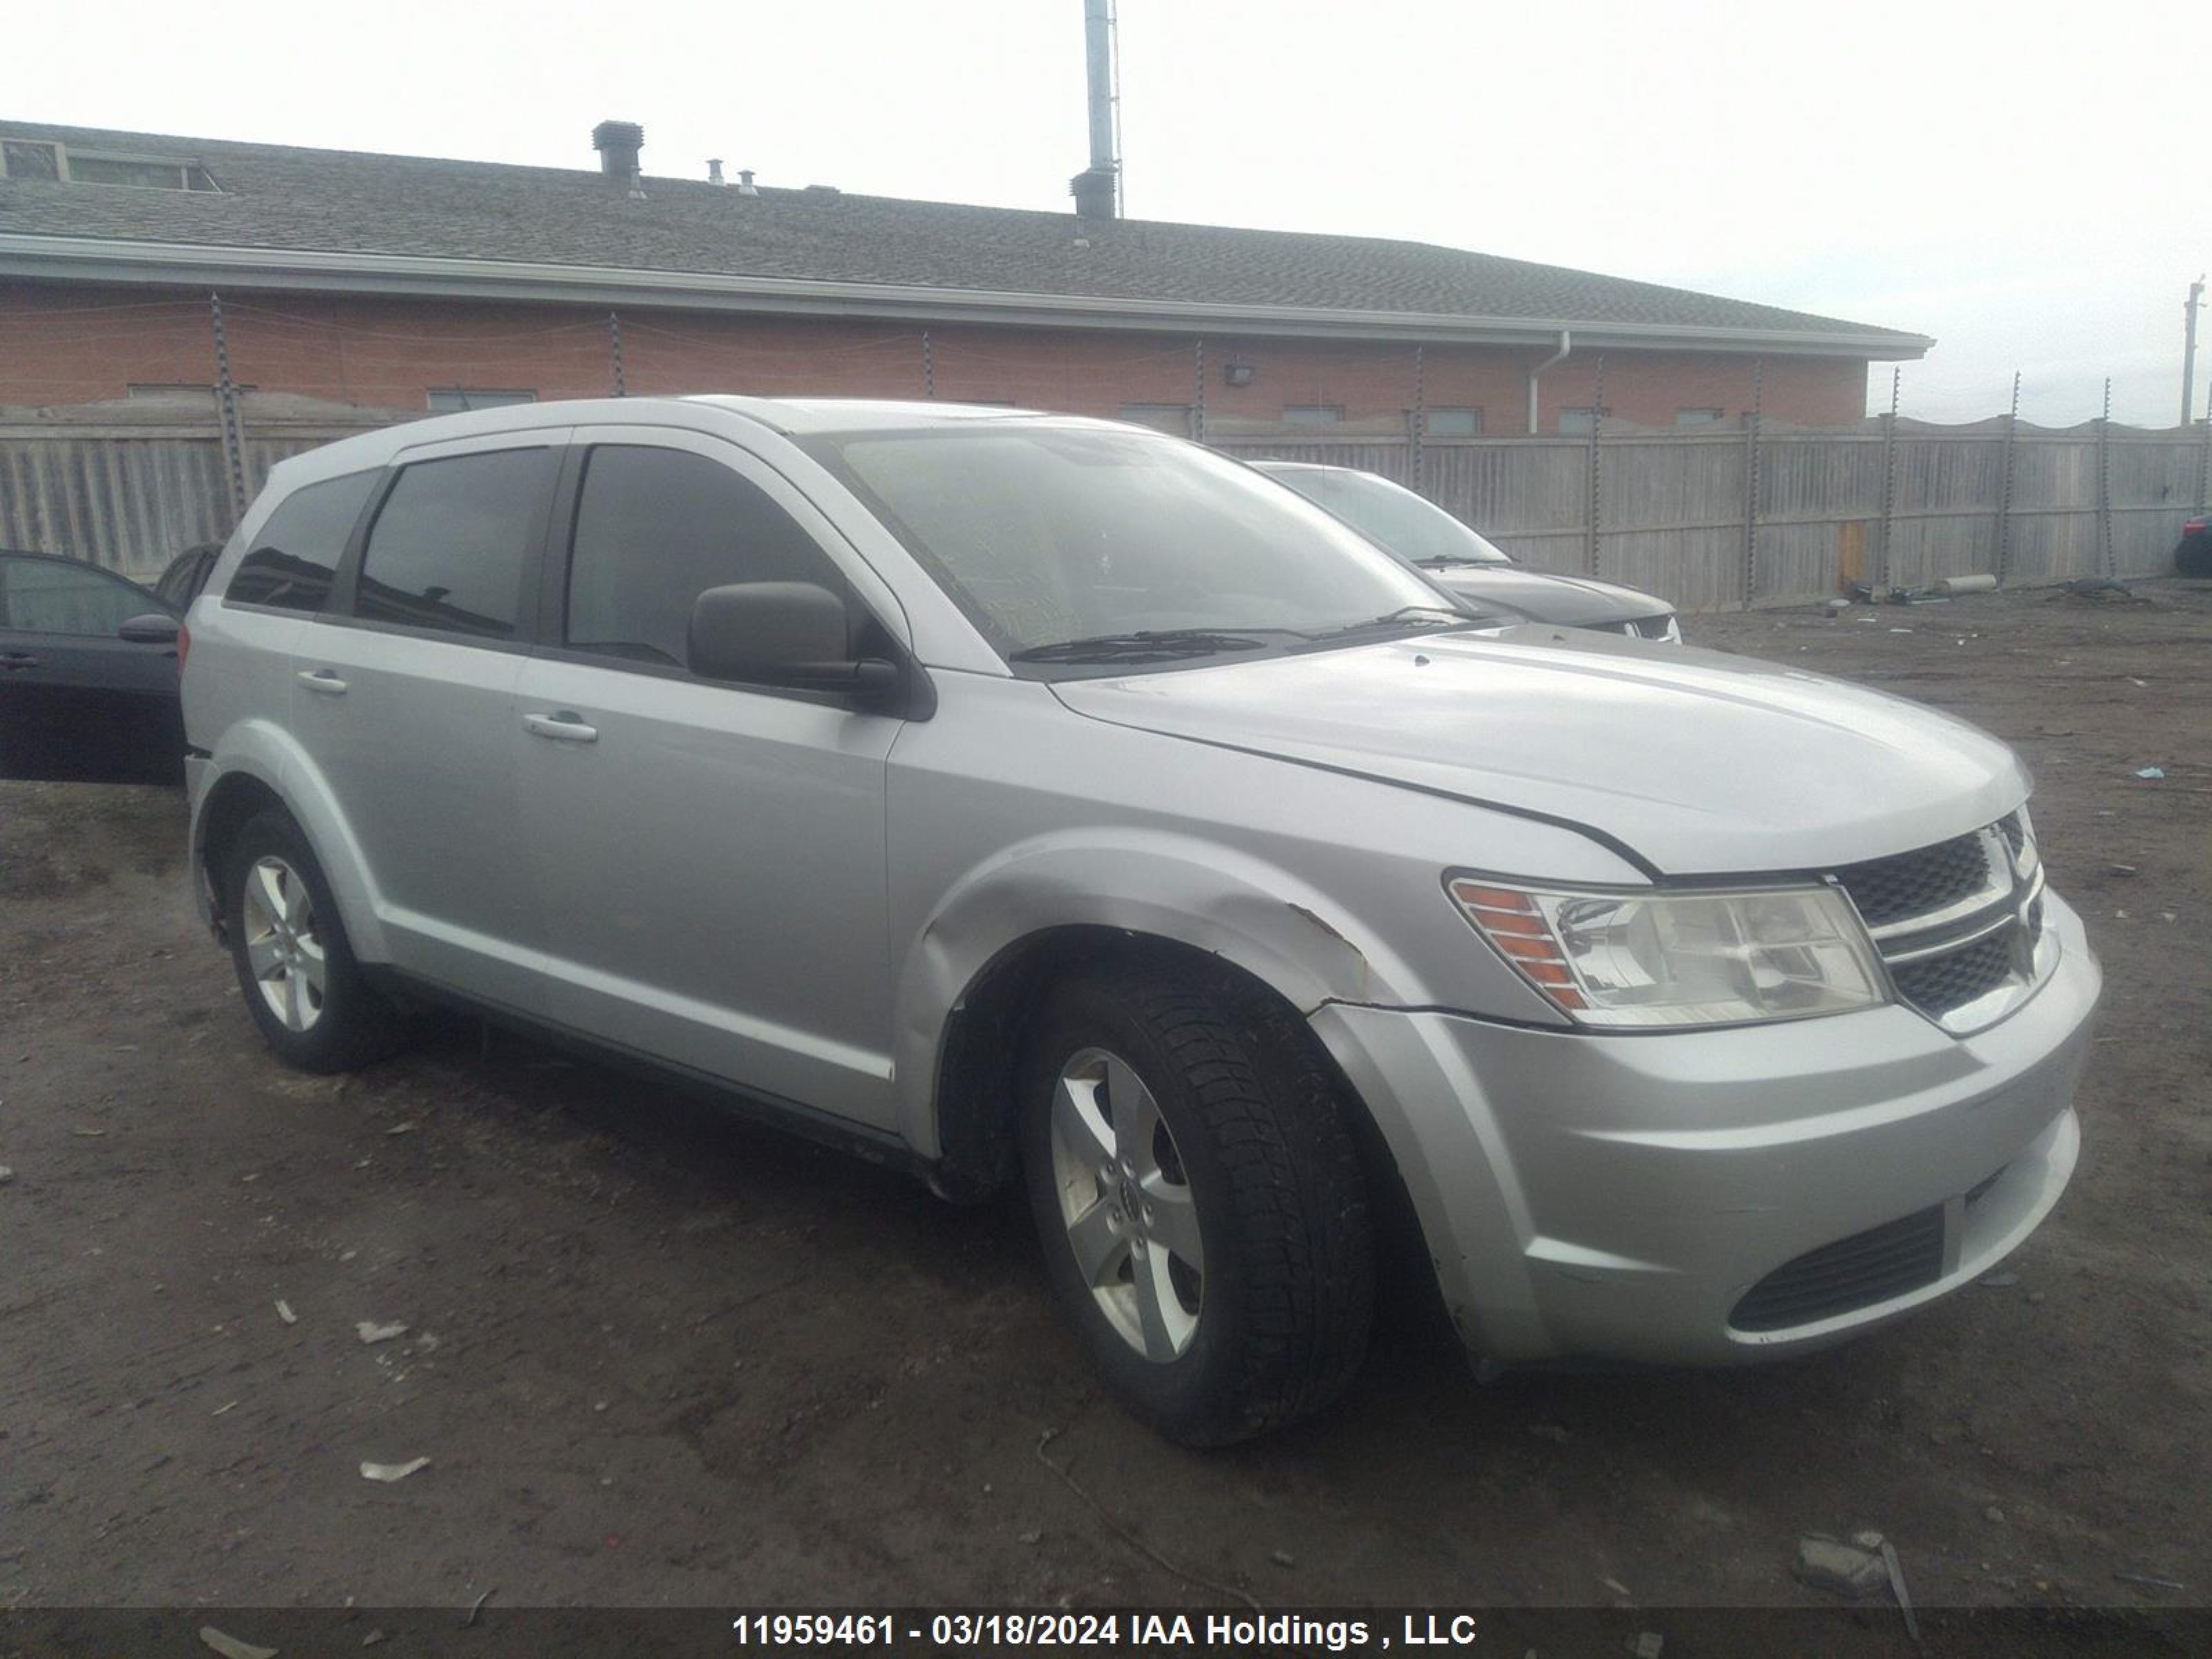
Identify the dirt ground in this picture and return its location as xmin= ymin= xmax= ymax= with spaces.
xmin=1 ymin=582 xmax=2206 ymax=1637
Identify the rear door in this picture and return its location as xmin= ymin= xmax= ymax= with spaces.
xmin=292 ymin=435 xmax=564 ymax=1013
xmin=0 ymin=554 xmax=183 ymax=785
xmin=512 ymin=431 xmax=906 ymax=1127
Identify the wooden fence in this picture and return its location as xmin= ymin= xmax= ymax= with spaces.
xmin=4 ymin=397 xmax=2207 ymax=609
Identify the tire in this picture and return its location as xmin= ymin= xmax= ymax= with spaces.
xmin=220 ymin=807 xmax=409 ymax=1073
xmin=1019 ymin=963 xmax=1375 ymax=1445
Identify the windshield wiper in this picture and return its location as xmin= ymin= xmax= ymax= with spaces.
xmin=1304 ymin=606 xmax=1475 ymax=641
xmin=1008 ymin=628 xmax=1278 ymax=664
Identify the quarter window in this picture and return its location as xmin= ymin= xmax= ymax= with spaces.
xmin=565 ymin=445 xmax=847 ymax=671
xmin=355 ymin=448 xmax=554 ymax=639
xmin=225 ymin=470 xmax=379 ymax=613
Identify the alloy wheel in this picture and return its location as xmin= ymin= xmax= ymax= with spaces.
xmin=240 ymin=855 xmax=326 ymax=1033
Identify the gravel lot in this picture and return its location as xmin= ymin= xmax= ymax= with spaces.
xmin=1 ymin=582 xmax=2206 ymax=1643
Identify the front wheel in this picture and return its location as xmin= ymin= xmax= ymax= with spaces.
xmin=1020 ymin=965 xmax=1375 ymax=1445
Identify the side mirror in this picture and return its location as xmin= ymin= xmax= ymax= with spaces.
xmin=118 ymin=612 xmax=182 ymax=644
xmin=686 ymin=582 xmax=902 ymax=709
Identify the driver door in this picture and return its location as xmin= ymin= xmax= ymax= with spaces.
xmin=0 ymin=553 xmax=185 ymax=785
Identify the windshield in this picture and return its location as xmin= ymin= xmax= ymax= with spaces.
xmin=1266 ymin=467 xmax=1513 ymax=566
xmin=806 ymin=426 xmax=1455 ymax=665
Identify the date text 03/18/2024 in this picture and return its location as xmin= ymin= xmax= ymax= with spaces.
xmin=729 ymin=1613 xmax=1483 ymax=1650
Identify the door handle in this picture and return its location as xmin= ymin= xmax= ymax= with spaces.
xmin=523 ymin=711 xmax=599 ymax=743
xmin=297 ymin=669 xmax=348 ymax=695
xmin=0 ymin=653 xmax=39 ymax=671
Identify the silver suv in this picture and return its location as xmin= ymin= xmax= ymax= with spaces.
xmin=180 ymin=398 xmax=2099 ymax=1445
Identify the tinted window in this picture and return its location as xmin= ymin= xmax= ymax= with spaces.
xmin=0 ymin=556 xmax=158 ymax=635
xmin=227 ymin=471 xmax=378 ymax=612
xmin=356 ymin=449 xmax=553 ymax=639
xmin=566 ymin=446 xmax=844 ymax=668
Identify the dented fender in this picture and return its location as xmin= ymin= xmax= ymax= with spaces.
xmin=890 ymin=827 xmax=1420 ymax=1157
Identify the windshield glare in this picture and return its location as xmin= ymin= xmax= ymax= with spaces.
xmin=809 ymin=427 xmax=1453 ymax=660
xmin=1271 ymin=467 xmax=1513 ymax=565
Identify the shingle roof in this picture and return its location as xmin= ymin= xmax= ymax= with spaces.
xmin=0 ymin=120 xmax=1927 ymax=353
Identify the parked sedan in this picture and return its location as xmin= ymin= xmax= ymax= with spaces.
xmin=0 ymin=549 xmax=186 ymax=785
xmin=1253 ymin=461 xmax=1680 ymax=641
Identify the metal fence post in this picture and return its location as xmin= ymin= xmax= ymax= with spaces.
xmin=1409 ymin=344 xmax=1426 ymax=494
xmin=1994 ymin=371 xmax=2019 ymax=583
xmin=1741 ymin=357 xmax=1763 ymax=608
xmin=922 ymin=330 xmax=935 ymax=399
xmin=2197 ymin=408 xmax=2211 ymax=517
xmin=2097 ymin=377 xmax=2115 ymax=579
xmin=1875 ymin=367 xmax=1900 ymax=591
xmin=1192 ymin=339 xmax=1206 ymax=445
xmin=208 ymin=292 xmax=248 ymax=522
xmin=608 ymin=312 xmax=626 ymax=397
xmin=1586 ymin=355 xmax=1606 ymax=576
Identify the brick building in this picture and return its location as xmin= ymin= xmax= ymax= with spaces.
xmin=0 ymin=118 xmax=1929 ymax=437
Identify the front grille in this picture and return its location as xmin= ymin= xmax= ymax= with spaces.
xmin=1833 ymin=832 xmax=1991 ymax=926
xmin=1731 ymin=1205 xmax=1946 ymax=1333
xmin=1891 ymin=930 xmax=2016 ymax=1016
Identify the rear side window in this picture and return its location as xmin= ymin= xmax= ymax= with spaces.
xmin=356 ymin=448 xmax=554 ymax=639
xmin=226 ymin=471 xmax=378 ymax=612
xmin=565 ymin=445 xmax=845 ymax=668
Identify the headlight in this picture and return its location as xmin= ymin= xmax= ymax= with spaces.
xmin=1448 ymin=877 xmax=1888 ymax=1029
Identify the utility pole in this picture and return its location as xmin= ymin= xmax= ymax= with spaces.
xmin=2186 ymin=276 xmax=2206 ymax=428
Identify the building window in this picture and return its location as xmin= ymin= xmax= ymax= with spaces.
xmin=426 ymin=388 xmax=538 ymax=413
xmin=1425 ymin=406 xmax=1482 ymax=437
xmin=129 ymin=382 xmax=256 ymax=406
xmin=1559 ymin=406 xmax=1611 ymax=435
xmin=1118 ymin=402 xmax=1194 ymax=437
xmin=1674 ymin=407 xmax=1726 ymax=428
xmin=1 ymin=140 xmax=60 ymax=180
xmin=1282 ymin=405 xmax=1342 ymax=427
xmin=1 ymin=138 xmax=216 ymax=190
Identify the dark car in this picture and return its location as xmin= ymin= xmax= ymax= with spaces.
xmin=2177 ymin=515 xmax=2211 ymax=578
xmin=1254 ymin=461 xmax=1681 ymax=641
xmin=0 ymin=550 xmax=187 ymax=785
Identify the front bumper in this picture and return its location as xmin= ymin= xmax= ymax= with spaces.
xmin=1311 ymin=890 xmax=2099 ymax=1366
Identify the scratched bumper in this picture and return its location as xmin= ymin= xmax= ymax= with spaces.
xmin=1311 ymin=891 xmax=2099 ymax=1366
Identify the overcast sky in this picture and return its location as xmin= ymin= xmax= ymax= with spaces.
xmin=17 ymin=0 xmax=2204 ymax=427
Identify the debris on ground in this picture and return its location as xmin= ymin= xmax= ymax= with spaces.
xmin=1980 ymin=1272 xmax=2020 ymax=1288
xmin=359 ymin=1631 xmax=387 ymax=1649
xmin=1629 ymin=1632 xmax=1665 ymax=1658
xmin=1794 ymin=1533 xmax=1889 ymax=1597
xmin=210 ymin=1400 xmax=238 ymax=1417
xmin=2135 ymin=767 xmax=2166 ymax=780
xmin=1984 ymin=1506 xmax=2005 ymax=1524
xmin=355 ymin=1320 xmax=409 ymax=1344
xmin=1600 ymin=1575 xmax=1631 ymax=1597
xmin=1528 ymin=1423 xmax=1571 ymax=1443
xmin=274 ymin=1300 xmax=297 ymax=1326
xmin=198 ymin=1628 xmax=277 ymax=1659
xmin=359 ymin=1457 xmax=431 ymax=1483
xmin=0 ymin=1165 xmax=13 ymax=1186
xmin=2113 ymin=1570 xmax=2185 ymax=1591
xmin=462 ymin=1587 xmax=496 ymax=1628
xmin=2108 ymin=863 xmax=2138 ymax=877
xmin=1269 ymin=1548 xmax=1293 ymax=1567
xmin=1879 ymin=1538 xmax=1920 ymax=1643
xmin=384 ymin=1123 xmax=417 ymax=1137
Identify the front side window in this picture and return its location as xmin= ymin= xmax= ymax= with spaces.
xmin=565 ymin=445 xmax=846 ymax=669
xmin=226 ymin=470 xmax=379 ymax=613
xmin=0 ymin=556 xmax=159 ymax=635
xmin=355 ymin=448 xmax=554 ymax=639
xmin=809 ymin=427 xmax=1447 ymax=664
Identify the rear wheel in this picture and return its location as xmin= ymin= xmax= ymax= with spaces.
xmin=1020 ymin=964 xmax=1375 ymax=1445
xmin=221 ymin=809 xmax=409 ymax=1072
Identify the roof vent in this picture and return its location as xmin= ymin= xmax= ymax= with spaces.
xmin=707 ymin=158 xmax=725 ymax=186
xmin=802 ymin=183 xmax=841 ymax=203
xmin=737 ymin=168 xmax=758 ymax=196
xmin=591 ymin=120 xmax=644 ymax=183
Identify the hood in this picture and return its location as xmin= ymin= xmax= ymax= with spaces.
xmin=1051 ymin=629 xmax=2027 ymax=875
xmin=1425 ymin=564 xmax=1669 ymax=626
